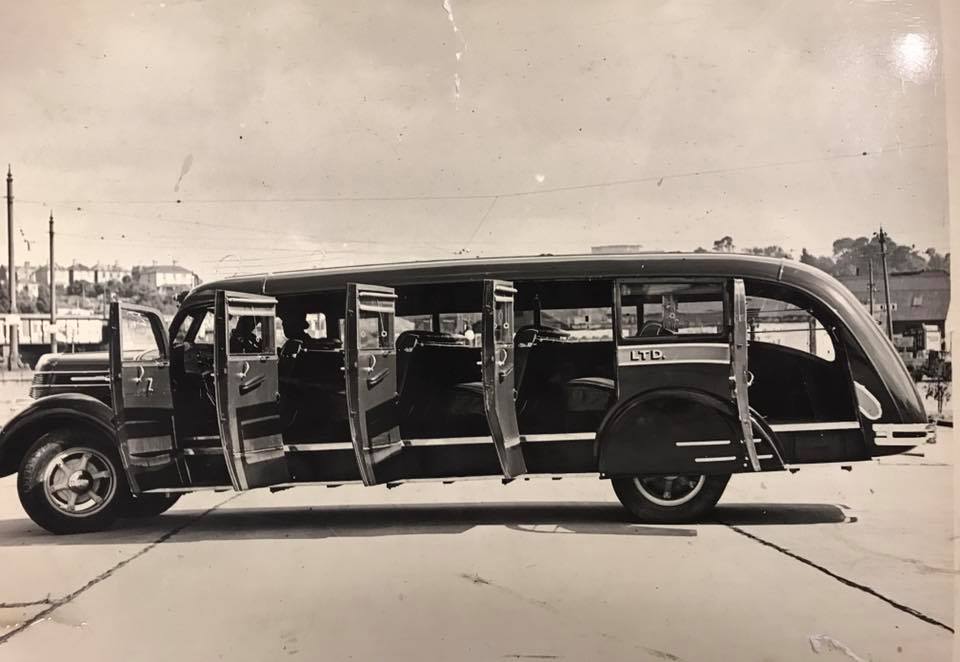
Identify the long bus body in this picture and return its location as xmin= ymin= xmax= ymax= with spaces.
xmin=0 ymin=254 xmax=932 ymax=534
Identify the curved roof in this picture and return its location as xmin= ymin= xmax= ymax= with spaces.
xmin=182 ymin=251 xmax=922 ymax=421
xmin=186 ymin=253 xmax=793 ymax=303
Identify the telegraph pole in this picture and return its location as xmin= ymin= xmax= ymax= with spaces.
xmin=49 ymin=211 xmax=57 ymax=353
xmin=876 ymin=227 xmax=894 ymax=340
xmin=867 ymin=259 xmax=875 ymax=316
xmin=6 ymin=166 xmax=19 ymax=370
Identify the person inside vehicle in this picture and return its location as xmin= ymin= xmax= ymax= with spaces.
xmin=230 ymin=316 xmax=263 ymax=354
xmin=280 ymin=308 xmax=340 ymax=352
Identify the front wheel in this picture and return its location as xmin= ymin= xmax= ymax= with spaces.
xmin=612 ymin=473 xmax=730 ymax=523
xmin=17 ymin=429 xmax=128 ymax=535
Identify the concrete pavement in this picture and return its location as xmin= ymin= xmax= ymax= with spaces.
xmin=0 ymin=428 xmax=954 ymax=661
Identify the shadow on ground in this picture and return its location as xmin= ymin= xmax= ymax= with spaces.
xmin=0 ymin=501 xmax=849 ymax=546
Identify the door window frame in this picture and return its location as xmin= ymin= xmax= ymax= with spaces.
xmin=613 ymin=277 xmax=730 ymax=345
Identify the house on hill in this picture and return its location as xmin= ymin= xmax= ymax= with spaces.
xmin=134 ymin=263 xmax=200 ymax=292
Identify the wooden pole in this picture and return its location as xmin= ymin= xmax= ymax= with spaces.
xmin=6 ymin=165 xmax=19 ymax=369
xmin=49 ymin=211 xmax=57 ymax=353
xmin=877 ymin=227 xmax=894 ymax=340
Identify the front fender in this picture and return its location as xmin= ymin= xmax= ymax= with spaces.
xmin=0 ymin=393 xmax=117 ymax=476
xmin=596 ymin=388 xmax=784 ymax=476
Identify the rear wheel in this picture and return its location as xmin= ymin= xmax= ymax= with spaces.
xmin=17 ymin=429 xmax=129 ymax=534
xmin=612 ymin=473 xmax=730 ymax=523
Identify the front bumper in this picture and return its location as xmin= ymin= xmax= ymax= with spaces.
xmin=872 ymin=421 xmax=936 ymax=446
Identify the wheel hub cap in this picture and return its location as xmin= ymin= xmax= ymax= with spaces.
xmin=67 ymin=471 xmax=92 ymax=493
xmin=42 ymin=447 xmax=116 ymax=518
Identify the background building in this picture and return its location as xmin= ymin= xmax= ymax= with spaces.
xmin=134 ymin=263 xmax=201 ymax=292
xmin=837 ymin=269 xmax=950 ymax=374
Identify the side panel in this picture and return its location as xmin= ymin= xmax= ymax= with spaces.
xmin=214 ymin=290 xmax=289 ymax=490
xmin=109 ymin=302 xmax=183 ymax=493
xmin=344 ymin=283 xmax=403 ymax=486
xmin=601 ymin=279 xmax=781 ymax=476
xmin=482 ymin=279 xmax=527 ymax=478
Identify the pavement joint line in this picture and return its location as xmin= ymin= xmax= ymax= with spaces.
xmin=0 ymin=598 xmax=54 ymax=609
xmin=0 ymin=492 xmax=242 ymax=646
xmin=723 ymin=523 xmax=954 ymax=634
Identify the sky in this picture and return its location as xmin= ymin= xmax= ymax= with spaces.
xmin=0 ymin=0 xmax=949 ymax=281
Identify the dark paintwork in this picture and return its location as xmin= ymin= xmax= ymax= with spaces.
xmin=0 ymin=253 xmax=928 ymax=488
xmin=29 ymin=351 xmax=111 ymax=402
xmin=184 ymin=253 xmax=924 ymax=429
xmin=214 ymin=291 xmax=289 ymax=489
xmin=108 ymin=302 xmax=182 ymax=493
xmin=0 ymin=393 xmax=116 ymax=476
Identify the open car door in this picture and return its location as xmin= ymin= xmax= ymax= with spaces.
xmin=214 ymin=290 xmax=289 ymax=490
xmin=730 ymin=278 xmax=761 ymax=471
xmin=109 ymin=302 xmax=183 ymax=493
xmin=344 ymin=283 xmax=403 ymax=486
xmin=482 ymin=279 xmax=527 ymax=478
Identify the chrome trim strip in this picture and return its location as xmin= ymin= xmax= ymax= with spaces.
xmin=241 ymin=414 xmax=281 ymax=426
xmin=617 ymin=359 xmax=730 ymax=366
xmin=32 ymin=369 xmax=110 ymax=375
xmin=675 ymin=440 xmax=731 ymax=447
xmin=284 ymin=442 xmax=354 ymax=452
xmin=522 ymin=433 xmax=596 ymax=442
xmin=182 ymin=447 xmax=226 ymax=456
xmin=757 ymin=454 xmax=773 ymax=460
xmin=770 ymin=422 xmax=861 ymax=432
xmin=185 ymin=435 xmax=220 ymax=441
xmin=404 ymin=433 xmax=597 ymax=447
xmin=404 ymin=436 xmax=491 ymax=447
xmin=873 ymin=422 xmax=932 ymax=435
xmin=31 ymin=383 xmax=109 ymax=389
xmin=873 ymin=422 xmax=935 ymax=446
xmin=694 ymin=456 xmax=737 ymax=463
xmin=69 ymin=375 xmax=111 ymax=383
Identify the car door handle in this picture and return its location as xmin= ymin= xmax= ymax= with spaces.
xmin=239 ymin=374 xmax=265 ymax=395
xmin=367 ymin=368 xmax=390 ymax=388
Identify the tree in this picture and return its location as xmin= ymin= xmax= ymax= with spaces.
xmin=925 ymin=247 xmax=949 ymax=271
xmin=800 ymin=248 xmax=836 ymax=273
xmin=800 ymin=234 xmax=947 ymax=276
xmin=744 ymin=245 xmax=793 ymax=259
xmin=712 ymin=236 xmax=735 ymax=253
xmin=35 ymin=283 xmax=51 ymax=314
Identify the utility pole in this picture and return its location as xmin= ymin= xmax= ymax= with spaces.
xmin=49 ymin=211 xmax=57 ymax=353
xmin=867 ymin=259 xmax=875 ymax=317
xmin=6 ymin=166 xmax=19 ymax=370
xmin=876 ymin=227 xmax=894 ymax=340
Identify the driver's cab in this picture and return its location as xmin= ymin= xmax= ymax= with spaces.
xmin=112 ymin=292 xmax=289 ymax=492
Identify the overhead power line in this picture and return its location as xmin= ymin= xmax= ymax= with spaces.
xmin=17 ymin=141 xmax=940 ymax=207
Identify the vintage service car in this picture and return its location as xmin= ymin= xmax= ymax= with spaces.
xmin=0 ymin=254 xmax=932 ymax=534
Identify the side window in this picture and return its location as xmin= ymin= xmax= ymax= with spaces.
xmin=228 ymin=315 xmax=273 ymax=355
xmin=195 ymin=310 xmax=215 ymax=345
xmin=395 ymin=314 xmax=433 ymax=340
xmin=745 ymin=295 xmax=836 ymax=361
xmin=619 ymin=282 xmax=725 ymax=340
xmin=120 ymin=309 xmax=163 ymax=361
xmin=440 ymin=312 xmax=481 ymax=342
xmin=544 ymin=307 xmax=612 ymax=341
xmin=172 ymin=313 xmax=195 ymax=345
xmin=358 ymin=309 xmax=392 ymax=350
